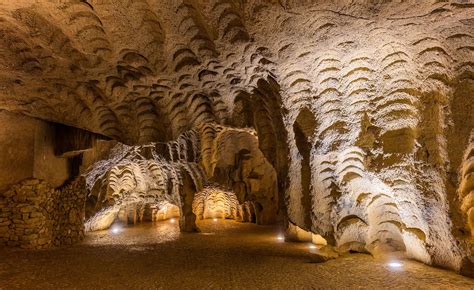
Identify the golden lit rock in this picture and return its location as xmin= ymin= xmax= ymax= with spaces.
xmin=0 ymin=0 xmax=473 ymax=284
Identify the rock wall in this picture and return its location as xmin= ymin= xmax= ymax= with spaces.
xmin=192 ymin=186 xmax=260 ymax=223
xmin=83 ymin=132 xmax=206 ymax=232
xmin=0 ymin=179 xmax=86 ymax=249
xmin=200 ymin=124 xmax=280 ymax=224
xmin=193 ymin=186 xmax=240 ymax=220
xmin=82 ymin=123 xmax=279 ymax=231
xmin=0 ymin=111 xmax=70 ymax=192
xmin=460 ymin=132 xmax=474 ymax=238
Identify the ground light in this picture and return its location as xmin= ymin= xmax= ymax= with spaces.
xmin=387 ymin=260 xmax=404 ymax=271
xmin=213 ymin=218 xmax=218 ymax=222
xmin=110 ymin=224 xmax=122 ymax=234
xmin=276 ymin=235 xmax=284 ymax=241
xmin=169 ymin=218 xmax=176 ymax=223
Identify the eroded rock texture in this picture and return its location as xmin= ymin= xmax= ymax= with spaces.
xmin=460 ymin=132 xmax=474 ymax=238
xmin=193 ymin=186 xmax=240 ymax=220
xmin=84 ymin=131 xmax=206 ymax=232
xmin=201 ymin=124 xmax=280 ymax=224
xmin=0 ymin=0 xmax=473 ymax=275
xmin=83 ymin=124 xmax=279 ymax=230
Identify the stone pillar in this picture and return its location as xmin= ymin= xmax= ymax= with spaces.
xmin=235 ymin=205 xmax=244 ymax=222
xmin=117 ymin=207 xmax=128 ymax=224
xmin=127 ymin=207 xmax=137 ymax=225
xmin=142 ymin=204 xmax=153 ymax=222
xmin=179 ymin=172 xmax=199 ymax=232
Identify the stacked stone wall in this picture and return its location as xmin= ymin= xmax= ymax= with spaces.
xmin=0 ymin=178 xmax=86 ymax=249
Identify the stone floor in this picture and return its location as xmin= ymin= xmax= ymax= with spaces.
xmin=0 ymin=219 xmax=473 ymax=289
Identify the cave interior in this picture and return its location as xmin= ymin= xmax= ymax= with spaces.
xmin=0 ymin=0 xmax=473 ymax=287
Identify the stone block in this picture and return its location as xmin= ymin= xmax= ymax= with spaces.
xmin=24 ymin=217 xmax=42 ymax=225
xmin=20 ymin=206 xmax=35 ymax=213
xmin=36 ymin=237 xmax=50 ymax=245
xmin=7 ymin=241 xmax=19 ymax=247
xmin=0 ymin=220 xmax=10 ymax=226
xmin=22 ymin=234 xmax=39 ymax=241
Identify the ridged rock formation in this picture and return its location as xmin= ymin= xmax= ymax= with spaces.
xmin=84 ymin=131 xmax=206 ymax=232
xmin=84 ymin=123 xmax=278 ymax=230
xmin=200 ymin=124 xmax=280 ymax=224
xmin=0 ymin=0 xmax=473 ymax=275
xmin=192 ymin=186 xmax=239 ymax=220
xmin=460 ymin=132 xmax=474 ymax=238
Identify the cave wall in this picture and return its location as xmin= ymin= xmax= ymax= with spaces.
xmin=202 ymin=125 xmax=280 ymax=224
xmin=0 ymin=0 xmax=472 ymax=276
xmin=460 ymin=133 xmax=474 ymax=239
xmin=193 ymin=186 xmax=240 ymax=220
xmin=83 ymin=131 xmax=206 ymax=232
xmin=0 ymin=112 xmax=93 ymax=248
xmin=83 ymin=123 xmax=278 ymax=231
xmin=0 ymin=111 xmax=69 ymax=191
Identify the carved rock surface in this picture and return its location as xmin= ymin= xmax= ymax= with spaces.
xmin=0 ymin=0 xmax=472 ymax=276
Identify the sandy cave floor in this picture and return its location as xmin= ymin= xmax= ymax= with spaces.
xmin=0 ymin=220 xmax=473 ymax=289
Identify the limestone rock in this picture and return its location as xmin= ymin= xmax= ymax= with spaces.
xmin=0 ymin=0 xmax=472 ymax=278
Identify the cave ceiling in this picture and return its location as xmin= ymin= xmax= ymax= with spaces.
xmin=0 ymin=0 xmax=472 ymax=144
